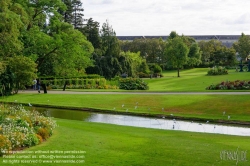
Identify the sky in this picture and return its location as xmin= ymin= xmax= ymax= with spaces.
xmin=81 ymin=0 xmax=250 ymax=36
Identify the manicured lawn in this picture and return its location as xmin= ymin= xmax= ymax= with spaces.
xmin=1 ymin=68 xmax=249 ymax=166
xmin=145 ymin=68 xmax=250 ymax=91
xmin=1 ymin=93 xmax=250 ymax=122
xmin=53 ymin=68 xmax=250 ymax=92
xmin=1 ymin=119 xmax=249 ymax=166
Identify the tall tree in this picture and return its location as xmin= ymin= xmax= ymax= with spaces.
xmin=72 ymin=0 xmax=84 ymax=29
xmin=82 ymin=18 xmax=101 ymax=49
xmin=100 ymin=20 xmax=120 ymax=57
xmin=164 ymin=37 xmax=189 ymax=77
xmin=59 ymin=0 xmax=73 ymax=24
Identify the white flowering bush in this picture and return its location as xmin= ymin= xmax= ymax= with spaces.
xmin=0 ymin=105 xmax=57 ymax=156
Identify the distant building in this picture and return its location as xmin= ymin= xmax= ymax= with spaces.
xmin=117 ymin=35 xmax=241 ymax=47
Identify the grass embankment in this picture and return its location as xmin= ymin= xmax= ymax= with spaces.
xmin=1 ymin=119 xmax=249 ymax=166
xmin=1 ymin=93 xmax=250 ymax=123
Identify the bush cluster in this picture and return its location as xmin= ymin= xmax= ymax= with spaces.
xmin=119 ymin=78 xmax=149 ymax=90
xmin=206 ymin=80 xmax=250 ymax=90
xmin=207 ymin=66 xmax=228 ymax=75
xmin=0 ymin=105 xmax=56 ymax=156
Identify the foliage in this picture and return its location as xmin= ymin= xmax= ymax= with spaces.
xmin=151 ymin=64 xmax=162 ymax=74
xmin=119 ymin=78 xmax=149 ymax=90
xmin=46 ymin=78 xmax=118 ymax=89
xmin=164 ymin=35 xmax=189 ymax=77
xmin=206 ymin=80 xmax=250 ymax=90
xmin=0 ymin=105 xmax=56 ymax=156
xmin=8 ymin=56 xmax=37 ymax=93
xmin=0 ymin=0 xmax=93 ymax=78
xmin=0 ymin=67 xmax=15 ymax=96
xmin=198 ymin=40 xmax=237 ymax=67
xmin=233 ymin=33 xmax=250 ymax=63
xmin=82 ymin=18 xmax=101 ymax=49
xmin=119 ymin=38 xmax=166 ymax=64
xmin=207 ymin=66 xmax=228 ymax=75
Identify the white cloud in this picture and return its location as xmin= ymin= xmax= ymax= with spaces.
xmin=81 ymin=0 xmax=250 ymax=35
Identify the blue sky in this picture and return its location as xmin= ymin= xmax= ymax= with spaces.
xmin=81 ymin=0 xmax=250 ymax=36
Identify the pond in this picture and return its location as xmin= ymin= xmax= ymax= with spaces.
xmin=33 ymin=107 xmax=250 ymax=137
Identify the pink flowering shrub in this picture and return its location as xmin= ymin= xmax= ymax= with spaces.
xmin=206 ymin=80 xmax=250 ymax=90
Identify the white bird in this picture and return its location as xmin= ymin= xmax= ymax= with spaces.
xmin=162 ymin=116 xmax=165 ymax=119
xmin=223 ymin=111 xmax=226 ymax=115
xmin=28 ymin=103 xmax=32 ymax=107
xmin=228 ymin=116 xmax=230 ymax=120
xmin=170 ymin=114 xmax=173 ymax=116
xmin=122 ymin=104 xmax=124 ymax=107
xmin=206 ymin=121 xmax=209 ymax=123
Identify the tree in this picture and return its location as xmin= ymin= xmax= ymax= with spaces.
xmin=198 ymin=39 xmax=228 ymax=66
xmin=100 ymin=20 xmax=120 ymax=57
xmin=8 ymin=56 xmax=37 ymax=93
xmin=82 ymin=18 xmax=101 ymax=49
xmin=72 ymin=0 xmax=85 ymax=29
xmin=59 ymin=0 xmax=73 ymax=24
xmin=164 ymin=37 xmax=189 ymax=77
xmin=233 ymin=33 xmax=250 ymax=64
xmin=187 ymin=43 xmax=202 ymax=67
xmin=0 ymin=0 xmax=24 ymax=58
xmin=169 ymin=31 xmax=179 ymax=40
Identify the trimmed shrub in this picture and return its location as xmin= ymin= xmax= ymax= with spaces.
xmin=119 ymin=78 xmax=149 ymax=90
xmin=207 ymin=66 xmax=228 ymax=75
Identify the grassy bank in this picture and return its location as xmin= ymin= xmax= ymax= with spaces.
xmin=1 ymin=119 xmax=249 ymax=166
xmin=1 ymin=93 xmax=249 ymax=123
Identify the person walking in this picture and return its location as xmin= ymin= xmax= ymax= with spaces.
xmin=37 ymin=79 xmax=40 ymax=93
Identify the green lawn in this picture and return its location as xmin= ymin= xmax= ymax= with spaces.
xmin=145 ymin=68 xmax=250 ymax=91
xmin=2 ymin=93 xmax=250 ymax=122
xmin=1 ymin=119 xmax=249 ymax=166
xmin=1 ymin=68 xmax=250 ymax=166
xmin=55 ymin=68 xmax=250 ymax=92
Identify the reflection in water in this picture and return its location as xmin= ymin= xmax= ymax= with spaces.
xmin=34 ymin=107 xmax=250 ymax=136
xmin=87 ymin=114 xmax=250 ymax=136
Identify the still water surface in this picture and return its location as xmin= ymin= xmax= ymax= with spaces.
xmin=34 ymin=107 xmax=250 ymax=136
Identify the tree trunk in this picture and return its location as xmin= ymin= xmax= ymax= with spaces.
xmin=177 ymin=68 xmax=180 ymax=77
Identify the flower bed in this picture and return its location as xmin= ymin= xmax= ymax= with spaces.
xmin=206 ymin=80 xmax=250 ymax=90
xmin=0 ymin=105 xmax=56 ymax=156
